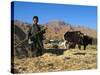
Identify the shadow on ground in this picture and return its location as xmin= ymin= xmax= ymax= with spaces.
xmin=43 ymin=48 xmax=67 ymax=56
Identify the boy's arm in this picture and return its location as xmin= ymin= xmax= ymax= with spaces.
xmin=39 ymin=25 xmax=47 ymax=34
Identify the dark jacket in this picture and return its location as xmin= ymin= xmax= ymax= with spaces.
xmin=28 ymin=24 xmax=45 ymax=48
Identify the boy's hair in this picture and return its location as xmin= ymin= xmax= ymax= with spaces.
xmin=33 ymin=16 xmax=39 ymax=21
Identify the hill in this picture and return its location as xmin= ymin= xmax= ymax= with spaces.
xmin=13 ymin=20 xmax=97 ymax=41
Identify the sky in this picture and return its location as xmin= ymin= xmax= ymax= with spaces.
xmin=11 ymin=1 xmax=97 ymax=29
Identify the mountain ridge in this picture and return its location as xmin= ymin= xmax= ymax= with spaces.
xmin=13 ymin=20 xmax=97 ymax=40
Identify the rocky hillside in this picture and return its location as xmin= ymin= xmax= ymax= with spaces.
xmin=44 ymin=20 xmax=97 ymax=40
xmin=13 ymin=20 xmax=97 ymax=41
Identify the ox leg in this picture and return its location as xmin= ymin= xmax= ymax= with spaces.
xmin=72 ymin=43 xmax=76 ymax=49
xmin=83 ymin=45 xmax=86 ymax=50
xmin=68 ymin=42 xmax=75 ymax=49
xmin=69 ymin=42 xmax=73 ymax=49
xmin=78 ymin=44 xmax=81 ymax=50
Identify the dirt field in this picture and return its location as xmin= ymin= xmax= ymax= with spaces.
xmin=12 ymin=45 xmax=97 ymax=73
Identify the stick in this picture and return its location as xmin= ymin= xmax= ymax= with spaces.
xmin=15 ymin=28 xmax=47 ymax=48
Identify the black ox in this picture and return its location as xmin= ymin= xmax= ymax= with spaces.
xmin=64 ymin=31 xmax=92 ymax=50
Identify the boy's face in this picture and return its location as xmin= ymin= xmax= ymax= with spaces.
xmin=33 ymin=18 xmax=38 ymax=25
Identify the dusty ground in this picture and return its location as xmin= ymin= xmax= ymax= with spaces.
xmin=12 ymin=45 xmax=97 ymax=73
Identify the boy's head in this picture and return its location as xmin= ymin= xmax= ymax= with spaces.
xmin=33 ymin=16 xmax=39 ymax=25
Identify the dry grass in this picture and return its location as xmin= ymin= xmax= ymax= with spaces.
xmin=12 ymin=45 xmax=97 ymax=73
